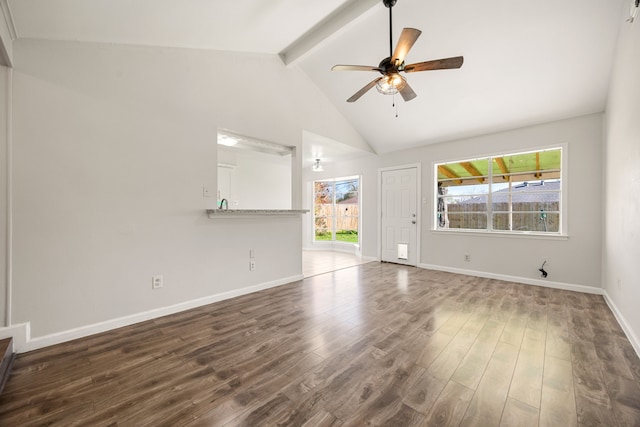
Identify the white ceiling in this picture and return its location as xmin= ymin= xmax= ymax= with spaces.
xmin=7 ymin=0 xmax=626 ymax=158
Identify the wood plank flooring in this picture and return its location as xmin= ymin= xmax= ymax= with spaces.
xmin=1 ymin=263 xmax=640 ymax=426
xmin=303 ymin=250 xmax=371 ymax=278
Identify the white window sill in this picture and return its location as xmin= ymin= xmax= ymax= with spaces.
xmin=430 ymin=229 xmax=568 ymax=241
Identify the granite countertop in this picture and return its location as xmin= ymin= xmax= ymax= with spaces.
xmin=206 ymin=209 xmax=309 ymax=217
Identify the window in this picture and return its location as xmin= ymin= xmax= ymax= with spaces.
xmin=314 ymin=177 xmax=360 ymax=244
xmin=435 ymin=148 xmax=562 ymax=234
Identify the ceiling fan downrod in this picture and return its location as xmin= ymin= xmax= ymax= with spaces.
xmin=383 ymin=0 xmax=397 ymax=58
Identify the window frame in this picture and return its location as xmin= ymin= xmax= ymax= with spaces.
xmin=312 ymin=175 xmax=361 ymax=245
xmin=432 ymin=145 xmax=567 ymax=237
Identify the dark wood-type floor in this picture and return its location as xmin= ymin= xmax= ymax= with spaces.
xmin=1 ymin=263 xmax=640 ymax=426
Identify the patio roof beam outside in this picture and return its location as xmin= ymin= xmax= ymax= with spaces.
xmin=495 ymin=157 xmax=510 ymax=181
xmin=438 ymin=165 xmax=462 ymax=185
xmin=459 ymin=162 xmax=485 ymax=183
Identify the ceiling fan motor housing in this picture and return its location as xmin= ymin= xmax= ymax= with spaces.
xmin=383 ymin=0 xmax=397 ymax=8
xmin=378 ymin=57 xmax=399 ymax=74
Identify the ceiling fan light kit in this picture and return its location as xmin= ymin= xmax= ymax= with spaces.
xmin=332 ymin=0 xmax=464 ymax=104
xmin=376 ymin=73 xmax=407 ymax=95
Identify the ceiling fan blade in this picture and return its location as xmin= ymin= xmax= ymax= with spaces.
xmin=332 ymin=65 xmax=381 ymax=72
xmin=392 ymin=28 xmax=422 ymax=67
xmin=404 ymin=56 xmax=464 ymax=73
xmin=399 ymin=82 xmax=417 ymax=102
xmin=347 ymin=78 xmax=381 ymax=103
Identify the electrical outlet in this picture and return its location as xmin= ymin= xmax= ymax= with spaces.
xmin=152 ymin=275 xmax=163 ymax=289
xmin=249 ymin=260 xmax=256 ymax=271
xmin=464 ymin=254 xmax=471 ymax=262
xmin=617 ymin=279 xmax=622 ymax=290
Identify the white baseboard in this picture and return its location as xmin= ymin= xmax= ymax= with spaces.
xmin=13 ymin=275 xmax=303 ymax=353
xmin=418 ymin=263 xmax=603 ymax=295
xmin=9 ymin=268 xmax=638 ymax=363
xmin=602 ymin=290 xmax=640 ymax=359
xmin=418 ymin=263 xmax=640 ymax=358
xmin=304 ymin=243 xmax=360 ymax=255
xmin=361 ymin=256 xmax=379 ymax=262
xmin=0 ymin=323 xmax=29 ymax=352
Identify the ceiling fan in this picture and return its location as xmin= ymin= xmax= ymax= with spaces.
xmin=332 ymin=0 xmax=464 ymax=103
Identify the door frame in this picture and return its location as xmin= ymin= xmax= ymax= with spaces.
xmin=377 ymin=163 xmax=422 ymax=266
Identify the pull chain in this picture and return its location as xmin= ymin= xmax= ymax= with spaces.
xmin=393 ymin=93 xmax=399 ymax=118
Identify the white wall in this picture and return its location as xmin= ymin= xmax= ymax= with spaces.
xmin=603 ymin=13 xmax=640 ymax=350
xmin=304 ymin=114 xmax=604 ymax=291
xmin=9 ymin=39 xmax=365 ymax=341
xmin=0 ymin=4 xmax=13 ymax=67
xmin=218 ymin=148 xmax=291 ymax=209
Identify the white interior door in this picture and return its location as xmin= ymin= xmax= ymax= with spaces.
xmin=381 ymin=167 xmax=418 ymax=266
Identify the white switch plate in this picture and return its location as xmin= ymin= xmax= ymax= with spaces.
xmin=202 ymin=186 xmax=211 ymax=198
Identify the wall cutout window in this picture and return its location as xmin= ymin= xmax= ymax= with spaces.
xmin=435 ymin=148 xmax=562 ymax=234
xmin=217 ymin=130 xmax=292 ymax=209
xmin=314 ymin=177 xmax=360 ymax=244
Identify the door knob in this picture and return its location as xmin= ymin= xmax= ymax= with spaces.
xmin=411 ymin=220 xmax=416 ymax=224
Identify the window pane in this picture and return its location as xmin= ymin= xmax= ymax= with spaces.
xmin=314 ymin=181 xmax=333 ymax=241
xmin=490 ymin=179 xmax=560 ymax=231
xmin=438 ymin=159 xmax=490 ymax=187
xmin=313 ymin=178 xmax=359 ymax=243
xmin=336 ymin=194 xmax=359 ymax=243
xmin=439 ymin=195 xmax=487 ymax=230
xmin=437 ymin=183 xmax=489 ymax=229
xmin=492 ymin=149 xmax=561 ymax=183
xmin=444 ymin=212 xmax=488 ymax=230
xmin=436 ymin=148 xmax=562 ymax=234
xmin=493 ymin=212 xmax=559 ymax=232
xmin=335 ymin=178 xmax=359 ymax=202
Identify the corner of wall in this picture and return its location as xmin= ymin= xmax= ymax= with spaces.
xmin=0 ymin=0 xmax=16 ymax=67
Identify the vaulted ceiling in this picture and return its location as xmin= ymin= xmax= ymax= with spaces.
xmin=6 ymin=0 xmax=626 ymax=156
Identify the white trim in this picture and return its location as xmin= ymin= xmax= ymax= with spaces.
xmin=419 ymin=263 xmax=602 ymax=295
xmin=0 ymin=0 xmax=16 ymax=67
xmin=0 ymin=0 xmax=16 ymax=40
xmin=12 ymin=275 xmax=302 ymax=353
xmin=0 ymin=322 xmax=28 ymax=350
xmin=602 ymin=290 xmax=640 ymax=359
xmin=304 ymin=243 xmax=360 ymax=255
xmin=378 ymin=163 xmax=422 ymax=267
xmin=5 ymin=67 xmax=11 ymax=326
xmin=430 ymin=229 xmax=568 ymax=241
